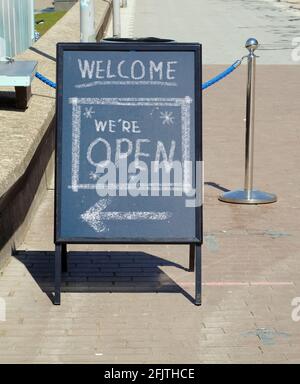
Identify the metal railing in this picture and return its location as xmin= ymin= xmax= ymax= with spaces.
xmin=218 ymin=38 xmax=277 ymax=204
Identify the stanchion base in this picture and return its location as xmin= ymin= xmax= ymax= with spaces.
xmin=219 ymin=189 xmax=277 ymax=204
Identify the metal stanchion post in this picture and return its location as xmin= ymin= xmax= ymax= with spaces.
xmin=80 ymin=0 xmax=96 ymax=42
xmin=219 ymin=38 xmax=277 ymax=204
xmin=113 ymin=0 xmax=121 ymax=38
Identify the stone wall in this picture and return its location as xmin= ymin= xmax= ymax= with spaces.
xmin=0 ymin=0 xmax=112 ymax=269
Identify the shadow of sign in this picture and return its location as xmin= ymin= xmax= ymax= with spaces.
xmin=13 ymin=250 xmax=194 ymax=303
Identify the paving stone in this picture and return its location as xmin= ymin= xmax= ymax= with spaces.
xmin=1 ymin=43 xmax=300 ymax=365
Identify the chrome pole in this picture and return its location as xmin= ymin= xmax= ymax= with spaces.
xmin=80 ymin=0 xmax=96 ymax=42
xmin=244 ymin=38 xmax=256 ymax=197
xmin=113 ymin=0 xmax=121 ymax=38
xmin=219 ymin=38 xmax=277 ymax=204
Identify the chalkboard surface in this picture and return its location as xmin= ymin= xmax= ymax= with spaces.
xmin=55 ymin=42 xmax=202 ymax=243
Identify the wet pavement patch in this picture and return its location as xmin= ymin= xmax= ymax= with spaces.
xmin=263 ymin=230 xmax=291 ymax=239
xmin=242 ymin=328 xmax=290 ymax=345
xmin=204 ymin=234 xmax=219 ymax=252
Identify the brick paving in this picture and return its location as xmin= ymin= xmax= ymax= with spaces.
xmin=0 ymin=64 xmax=300 ymax=363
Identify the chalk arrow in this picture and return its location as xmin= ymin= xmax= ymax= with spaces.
xmin=80 ymin=199 xmax=172 ymax=233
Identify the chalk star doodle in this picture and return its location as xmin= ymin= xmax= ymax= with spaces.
xmin=83 ymin=107 xmax=95 ymax=119
xmin=89 ymin=171 xmax=99 ymax=181
xmin=160 ymin=111 xmax=175 ymax=126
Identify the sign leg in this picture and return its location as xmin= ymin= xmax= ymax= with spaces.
xmin=189 ymin=244 xmax=195 ymax=272
xmin=195 ymin=244 xmax=202 ymax=306
xmin=61 ymin=243 xmax=68 ymax=273
xmin=54 ymin=244 xmax=62 ymax=305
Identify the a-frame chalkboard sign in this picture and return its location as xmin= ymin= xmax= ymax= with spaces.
xmin=55 ymin=39 xmax=203 ymax=305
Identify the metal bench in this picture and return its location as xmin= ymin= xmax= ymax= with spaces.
xmin=0 ymin=60 xmax=38 ymax=109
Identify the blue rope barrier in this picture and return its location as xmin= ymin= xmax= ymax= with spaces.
xmin=35 ymin=71 xmax=57 ymax=89
xmin=202 ymin=59 xmax=242 ymax=90
xmin=35 ymin=59 xmax=242 ymax=91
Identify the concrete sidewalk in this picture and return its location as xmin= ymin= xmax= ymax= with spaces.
xmin=133 ymin=0 xmax=300 ymax=64
xmin=0 ymin=63 xmax=299 ymax=363
xmin=34 ymin=0 xmax=54 ymax=12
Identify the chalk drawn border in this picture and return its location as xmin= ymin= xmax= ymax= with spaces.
xmin=68 ymin=97 xmax=193 ymax=192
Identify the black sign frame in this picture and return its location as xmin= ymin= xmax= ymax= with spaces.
xmin=54 ymin=41 xmax=202 ymax=306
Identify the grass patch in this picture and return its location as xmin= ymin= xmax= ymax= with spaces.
xmin=35 ymin=12 xmax=66 ymax=36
